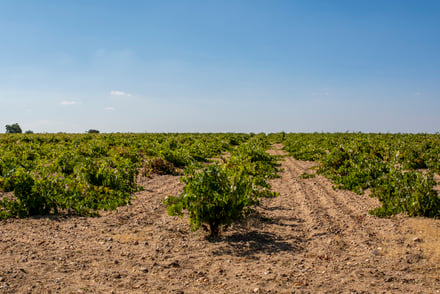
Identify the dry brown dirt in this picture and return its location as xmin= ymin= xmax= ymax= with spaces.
xmin=1 ymin=145 xmax=439 ymax=293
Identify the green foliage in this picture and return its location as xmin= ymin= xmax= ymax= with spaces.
xmin=164 ymin=164 xmax=262 ymax=237
xmin=283 ymin=133 xmax=440 ymax=218
xmin=284 ymin=139 xmax=326 ymax=161
xmin=230 ymin=136 xmax=281 ymax=181
xmin=318 ymin=145 xmax=389 ymax=194
xmin=164 ymin=134 xmax=280 ymax=237
xmin=300 ymin=172 xmax=315 ymax=179
xmin=0 ymin=133 xmax=250 ymax=219
xmin=161 ymin=148 xmax=193 ymax=167
xmin=370 ymin=169 xmax=440 ymax=217
xmin=5 ymin=123 xmax=22 ymax=134
xmin=0 ymin=169 xmax=63 ymax=217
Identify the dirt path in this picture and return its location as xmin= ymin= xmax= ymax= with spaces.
xmin=1 ymin=145 xmax=439 ymax=293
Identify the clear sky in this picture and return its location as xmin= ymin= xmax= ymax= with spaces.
xmin=1 ymin=0 xmax=439 ymax=133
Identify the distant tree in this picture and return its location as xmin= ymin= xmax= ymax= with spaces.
xmin=88 ymin=129 xmax=100 ymax=134
xmin=5 ymin=123 xmax=22 ymax=134
xmin=25 ymin=130 xmax=34 ymax=134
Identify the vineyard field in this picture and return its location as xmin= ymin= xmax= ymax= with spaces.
xmin=281 ymin=133 xmax=440 ymax=218
xmin=0 ymin=132 xmax=439 ymax=293
xmin=0 ymin=133 xmax=252 ymax=219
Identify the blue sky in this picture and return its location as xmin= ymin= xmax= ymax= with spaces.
xmin=1 ymin=0 xmax=439 ymax=133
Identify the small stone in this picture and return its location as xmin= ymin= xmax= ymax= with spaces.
xmin=140 ymin=267 xmax=148 ymax=273
xmin=412 ymin=237 xmax=422 ymax=242
xmin=168 ymin=261 xmax=180 ymax=268
xmin=108 ymin=237 xmax=113 ymax=241
xmin=371 ymin=250 xmax=380 ymax=256
xmin=253 ymin=288 xmax=260 ymax=293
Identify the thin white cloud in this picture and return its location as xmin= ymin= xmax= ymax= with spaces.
xmin=110 ymin=90 xmax=131 ymax=97
xmin=104 ymin=106 xmax=115 ymax=111
xmin=415 ymin=92 xmax=422 ymax=96
xmin=59 ymin=100 xmax=80 ymax=105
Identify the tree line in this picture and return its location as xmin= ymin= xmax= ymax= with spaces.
xmin=4 ymin=123 xmax=99 ymax=134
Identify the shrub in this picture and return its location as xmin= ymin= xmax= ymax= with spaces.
xmin=0 ymin=169 xmax=60 ymax=217
xmin=148 ymin=158 xmax=177 ymax=175
xmin=163 ymin=163 xmax=262 ymax=237
xmin=161 ymin=148 xmax=193 ymax=167
xmin=370 ymin=169 xmax=440 ymax=217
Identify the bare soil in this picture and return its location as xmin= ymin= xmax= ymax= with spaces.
xmin=1 ymin=145 xmax=439 ymax=293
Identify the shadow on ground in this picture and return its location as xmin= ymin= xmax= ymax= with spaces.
xmin=211 ymin=229 xmax=303 ymax=257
